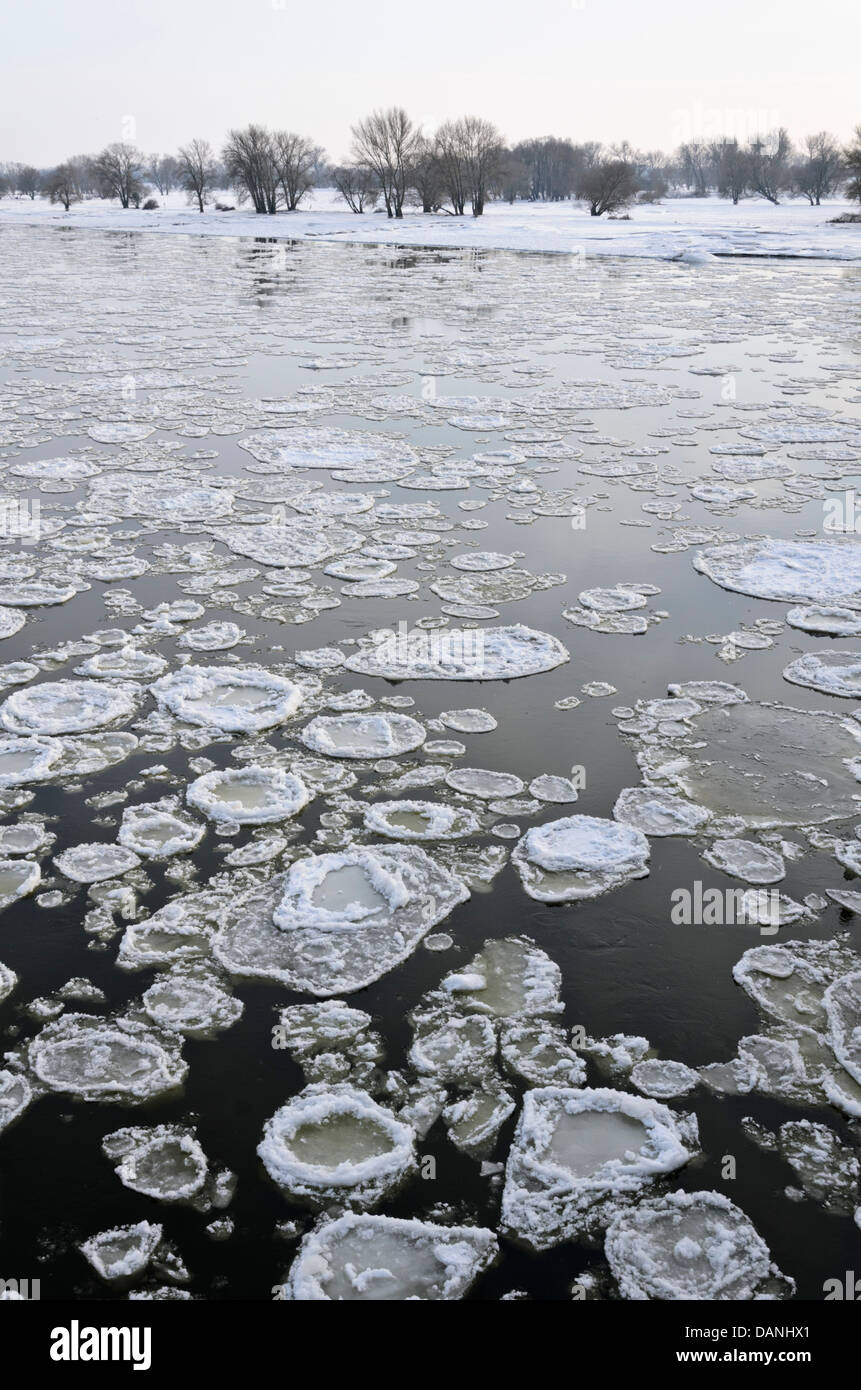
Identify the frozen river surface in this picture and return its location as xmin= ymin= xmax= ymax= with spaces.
xmin=0 ymin=226 xmax=859 ymax=1300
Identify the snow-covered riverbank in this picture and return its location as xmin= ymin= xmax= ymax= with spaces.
xmin=2 ymin=187 xmax=859 ymax=261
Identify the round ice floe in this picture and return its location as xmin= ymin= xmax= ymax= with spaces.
xmin=786 ymin=605 xmax=861 ymax=637
xmin=0 ymin=607 xmax=25 ymax=639
xmin=79 ymin=1220 xmax=162 ymax=1285
xmin=300 ymin=712 xmax=425 ymax=759
xmin=605 ymin=1191 xmax=789 ymax=1300
xmin=105 ymin=1126 xmax=209 ymax=1204
xmin=283 ymin=1213 xmax=498 ymax=1301
xmin=118 ymin=803 xmax=205 ymax=857
xmin=217 ymin=520 xmax=362 ymax=568
xmin=666 ymin=680 xmax=748 ymax=706
xmin=179 ymin=622 xmax=245 ymax=652
xmin=0 ymin=736 xmax=62 ymax=785
xmin=324 ymin=557 xmax=396 ymax=581
xmin=363 ymin=800 xmax=479 ymax=840
xmin=0 ymin=858 xmax=41 ymax=908
xmin=215 ymin=845 xmax=469 ymax=995
xmin=613 ymin=787 xmax=710 ymax=837
xmin=151 ymin=665 xmax=302 ymax=732
xmin=694 ymin=538 xmax=861 ymax=608
xmin=0 ymin=580 xmax=77 ymax=607
xmin=630 ymin=1059 xmax=700 ymax=1099
xmin=0 ymin=1069 xmax=31 ymax=1134
xmin=702 ymin=839 xmax=785 ymax=885
xmin=87 ymin=423 xmax=155 ymax=444
xmin=0 ymin=824 xmax=48 ymax=855
xmin=513 ymin=815 xmax=650 ymax=901
xmin=238 ymin=426 xmax=417 ymax=472
xmin=345 ymin=624 xmax=569 ymax=681
xmin=142 ymin=967 xmax=243 ymax=1038
xmin=10 ymin=455 xmax=100 ymax=480
xmin=528 ymin=775 xmax=580 ymax=804
xmin=501 ymin=1086 xmax=698 ymax=1250
xmin=451 ymin=552 xmax=515 ymax=572
xmin=782 ymin=651 xmax=861 ymax=699
xmin=439 ymin=708 xmax=497 ymax=733
xmin=1 ymin=680 xmax=136 ymax=734
xmin=258 ymin=1087 xmax=415 ymax=1209
xmin=76 ymin=647 xmax=167 ymax=679
xmin=579 ymin=587 xmax=648 ymax=613
xmin=690 ymin=482 xmax=757 ymax=505
xmin=29 ymin=1014 xmax=187 ymax=1103
xmin=187 ymin=767 xmax=309 ymax=824
xmin=54 ymin=842 xmax=141 ymax=883
xmin=446 ymin=767 xmax=524 ymax=799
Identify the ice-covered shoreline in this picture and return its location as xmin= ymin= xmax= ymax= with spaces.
xmin=2 ymin=188 xmax=859 ymax=262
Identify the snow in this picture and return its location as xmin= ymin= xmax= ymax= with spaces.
xmin=282 ymin=1212 xmax=498 ymax=1300
xmin=3 ymin=188 xmax=860 ymax=262
xmin=703 ymin=838 xmax=786 ymax=884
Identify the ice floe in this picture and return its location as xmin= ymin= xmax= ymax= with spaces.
xmin=513 ymin=815 xmax=650 ymax=901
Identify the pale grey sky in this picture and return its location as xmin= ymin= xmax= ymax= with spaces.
xmin=2 ymin=0 xmax=858 ymax=165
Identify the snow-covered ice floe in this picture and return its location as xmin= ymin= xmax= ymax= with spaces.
xmin=0 ymin=680 xmax=137 ymax=734
xmin=28 ymin=1013 xmax=187 ymax=1103
xmin=344 ymin=624 xmax=569 ymax=681
xmin=187 ymin=767 xmax=309 ymax=824
xmin=258 ymin=1086 xmax=415 ymax=1209
xmin=215 ymin=845 xmax=469 ymax=994
xmin=281 ymin=1213 xmax=498 ymax=1300
xmin=512 ymin=815 xmax=650 ymax=901
xmin=501 ymin=1086 xmax=698 ymax=1249
xmin=694 ymin=538 xmax=861 ymax=608
xmin=300 ymin=712 xmax=425 ymax=758
xmin=80 ymin=1220 xmax=163 ymax=1286
xmin=363 ymin=799 xmax=479 ymax=841
xmin=605 ymin=1191 xmax=793 ymax=1300
xmin=102 ymin=1123 xmax=235 ymax=1211
xmin=151 ymin=664 xmax=302 ymax=732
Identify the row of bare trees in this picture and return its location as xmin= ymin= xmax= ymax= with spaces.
xmin=4 ymin=118 xmax=861 ymax=217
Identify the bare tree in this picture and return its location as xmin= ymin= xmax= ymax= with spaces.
xmin=409 ymin=135 xmax=443 ymax=212
xmin=44 ymin=163 xmax=82 ymax=211
xmin=272 ymin=131 xmax=321 ymax=211
xmin=747 ymin=128 xmax=793 ymax=204
xmin=351 ymin=108 xmax=418 ymax=218
xmin=16 ymin=164 xmax=42 ymax=199
xmin=793 ymin=132 xmax=843 ymax=205
xmin=575 ymin=153 xmax=639 ymax=215
xmin=514 ymin=136 xmax=586 ymax=201
xmin=223 ymin=125 xmax=279 ymax=213
xmin=331 ymin=163 xmax=378 ymax=213
xmin=846 ymin=126 xmax=861 ymax=203
xmin=146 ymin=154 xmax=180 ymax=196
xmin=711 ymin=137 xmax=750 ymax=204
xmin=676 ymin=140 xmax=713 ymax=196
xmin=494 ymin=149 xmax=531 ymax=203
xmin=434 ymin=121 xmax=469 ymax=214
xmin=91 ymin=143 xmax=145 ymax=208
xmin=178 ymin=138 xmax=219 ymax=212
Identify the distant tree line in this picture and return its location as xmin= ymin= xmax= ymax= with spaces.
xmin=3 ymin=115 xmax=860 ymax=217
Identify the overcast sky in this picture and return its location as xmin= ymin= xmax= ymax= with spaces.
xmin=2 ymin=0 xmax=858 ymax=164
